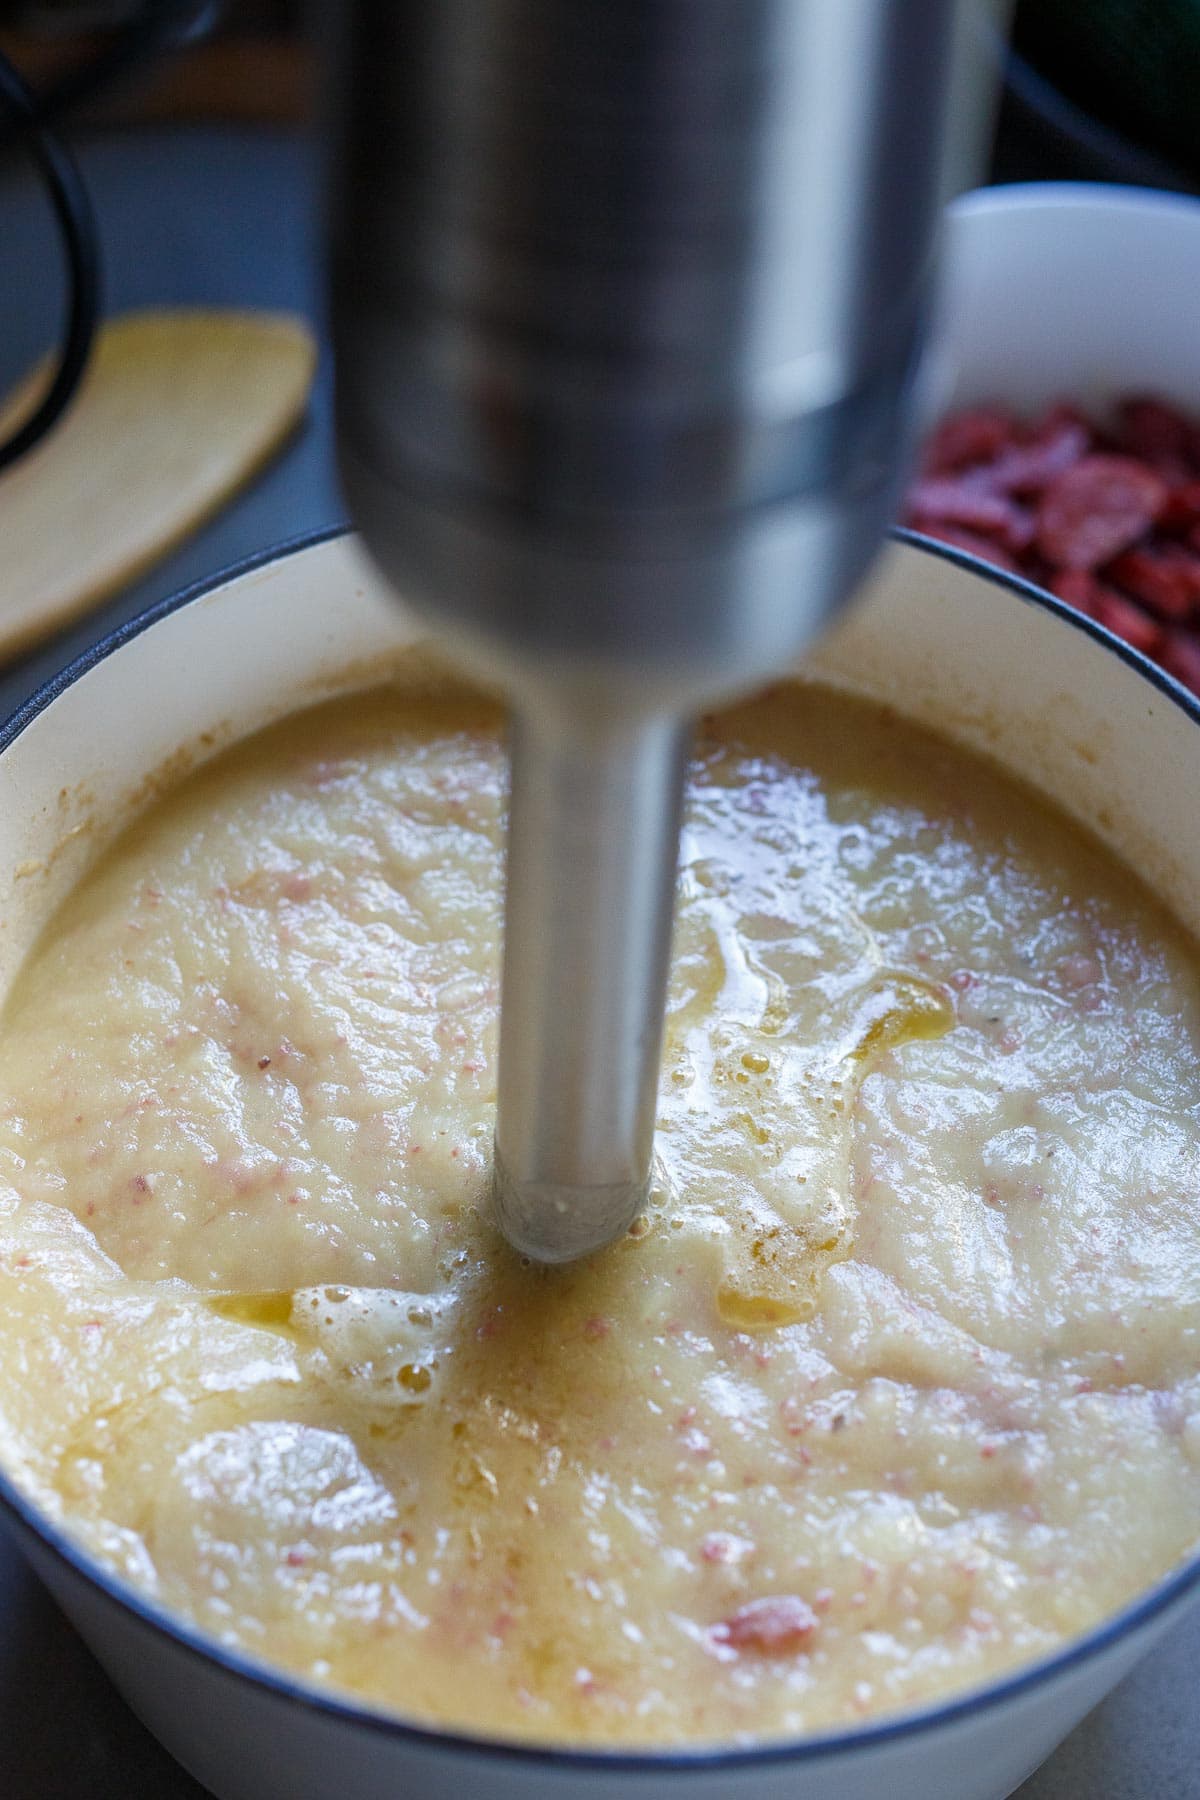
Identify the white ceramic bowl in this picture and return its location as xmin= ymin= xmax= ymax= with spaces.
xmin=0 ymin=529 xmax=1199 ymax=1800
xmin=936 ymin=181 xmax=1200 ymax=417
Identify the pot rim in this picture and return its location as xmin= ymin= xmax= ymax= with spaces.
xmin=1 ymin=522 xmax=1198 ymax=1775
xmin=948 ymin=177 xmax=1200 ymax=224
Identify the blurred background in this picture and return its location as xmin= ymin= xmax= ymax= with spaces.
xmin=0 ymin=0 xmax=1197 ymax=717
xmin=5 ymin=0 xmax=1199 ymax=181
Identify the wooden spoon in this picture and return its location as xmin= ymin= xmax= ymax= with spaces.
xmin=0 ymin=307 xmax=317 ymax=662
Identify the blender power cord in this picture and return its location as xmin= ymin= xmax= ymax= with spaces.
xmin=0 ymin=2 xmax=215 ymax=470
xmin=0 ymin=46 xmax=100 ymax=474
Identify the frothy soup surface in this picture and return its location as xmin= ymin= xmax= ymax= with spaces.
xmin=0 ymin=677 xmax=1198 ymax=1747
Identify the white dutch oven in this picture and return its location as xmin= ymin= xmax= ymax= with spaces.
xmin=0 ymin=529 xmax=1198 ymax=1800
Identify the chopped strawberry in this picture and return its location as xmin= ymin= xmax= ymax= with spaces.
xmin=911 ymin=396 xmax=1200 ymax=697
xmin=1159 ymin=481 xmax=1200 ymax=532
xmin=988 ymin=421 xmax=1089 ymax=498
xmin=922 ymin=406 xmax=1016 ymax=474
xmin=1117 ymin=397 xmax=1194 ymax=471
xmin=1088 ymin=590 xmax=1163 ymax=657
xmin=1105 ymin=548 xmax=1195 ymax=622
xmin=1049 ymin=569 xmax=1101 ymax=613
xmin=1036 ymin=457 xmax=1168 ymax=570
xmin=1161 ymin=632 xmax=1200 ymax=697
xmin=905 ymin=476 xmax=1029 ymax=545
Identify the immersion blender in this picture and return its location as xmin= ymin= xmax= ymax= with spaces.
xmin=329 ymin=1 xmax=992 ymax=1264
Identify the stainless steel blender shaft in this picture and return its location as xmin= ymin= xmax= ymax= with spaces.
xmin=494 ymin=705 xmax=689 ymax=1261
xmin=329 ymin=0 xmax=992 ymax=1262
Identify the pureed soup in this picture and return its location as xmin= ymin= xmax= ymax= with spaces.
xmin=0 ymin=674 xmax=1198 ymax=1749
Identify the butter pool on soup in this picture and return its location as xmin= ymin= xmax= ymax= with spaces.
xmin=0 ymin=677 xmax=1197 ymax=1749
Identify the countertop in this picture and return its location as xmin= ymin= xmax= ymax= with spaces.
xmin=0 ymin=127 xmax=1197 ymax=1800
